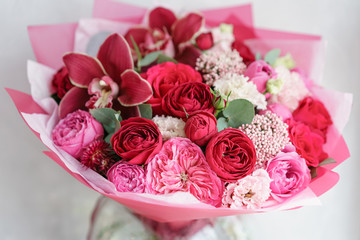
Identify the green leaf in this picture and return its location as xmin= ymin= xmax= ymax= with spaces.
xmin=310 ymin=167 xmax=317 ymax=179
xmin=217 ymin=117 xmax=228 ymax=131
xmin=318 ymin=158 xmax=336 ymax=167
xmin=255 ymin=52 xmax=262 ymax=60
xmin=264 ymin=48 xmax=281 ymax=65
xmin=130 ymin=35 xmax=142 ymax=62
xmin=104 ymin=133 xmax=113 ymax=144
xmin=90 ymin=108 xmax=121 ymax=134
xmin=138 ymin=104 xmax=152 ymax=119
xmin=139 ymin=51 xmax=162 ymax=67
xmin=222 ymin=99 xmax=255 ymax=128
xmin=157 ymin=54 xmax=178 ymax=64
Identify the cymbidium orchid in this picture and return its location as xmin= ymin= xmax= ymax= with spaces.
xmin=60 ymin=33 xmax=153 ymax=119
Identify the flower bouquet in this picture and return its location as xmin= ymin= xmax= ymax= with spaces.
xmin=7 ymin=0 xmax=352 ymax=238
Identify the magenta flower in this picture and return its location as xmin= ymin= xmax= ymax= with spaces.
xmin=244 ymin=60 xmax=276 ymax=93
xmin=107 ymin=161 xmax=146 ymax=193
xmin=59 ymin=33 xmax=153 ymax=118
xmin=146 ymin=137 xmax=224 ymax=207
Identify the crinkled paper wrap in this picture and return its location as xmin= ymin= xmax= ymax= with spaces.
xmin=7 ymin=0 xmax=352 ymax=222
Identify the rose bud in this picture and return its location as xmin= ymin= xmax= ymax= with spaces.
xmin=51 ymin=66 xmax=74 ymax=99
xmin=52 ymin=110 xmax=104 ymax=158
xmin=195 ymin=32 xmax=214 ymax=50
xmin=185 ymin=111 xmax=217 ymax=147
xmin=111 ymin=117 xmax=162 ymax=165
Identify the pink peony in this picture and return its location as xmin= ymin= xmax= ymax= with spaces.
xmin=258 ymin=102 xmax=292 ymax=121
xmin=107 ymin=161 xmax=146 ymax=193
xmin=146 ymin=137 xmax=224 ymax=207
xmin=266 ymin=144 xmax=311 ymax=201
xmin=52 ymin=110 xmax=104 ymax=158
xmin=244 ymin=60 xmax=276 ymax=93
xmin=222 ymin=169 xmax=271 ymax=209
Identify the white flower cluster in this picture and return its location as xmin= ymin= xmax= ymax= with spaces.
xmin=152 ymin=115 xmax=186 ymax=141
xmin=213 ymin=73 xmax=267 ymax=110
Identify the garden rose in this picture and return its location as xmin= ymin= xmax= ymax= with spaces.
xmin=111 ymin=117 xmax=162 ymax=165
xmin=162 ymin=82 xmax=215 ymax=119
xmin=144 ymin=62 xmax=202 ymax=115
xmin=52 ymin=110 xmax=104 ymax=158
xmin=292 ymin=97 xmax=332 ymax=141
xmin=107 ymin=161 xmax=146 ymax=193
xmin=51 ymin=66 xmax=74 ymax=99
xmin=205 ymin=128 xmax=256 ymax=182
xmin=146 ymin=137 xmax=224 ymax=207
xmin=244 ymin=60 xmax=276 ymax=93
xmin=266 ymin=144 xmax=311 ymax=201
xmin=286 ymin=119 xmax=328 ymax=167
xmin=185 ymin=111 xmax=217 ymax=147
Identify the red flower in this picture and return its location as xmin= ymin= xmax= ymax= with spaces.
xmin=185 ymin=111 xmax=217 ymax=147
xmin=60 ymin=33 xmax=153 ymax=119
xmin=292 ymin=97 xmax=332 ymax=141
xmin=195 ymin=32 xmax=214 ymax=50
xmin=205 ymin=128 xmax=256 ymax=182
xmin=51 ymin=66 xmax=74 ymax=99
xmin=111 ymin=117 xmax=162 ymax=165
xmin=286 ymin=119 xmax=328 ymax=167
xmin=161 ymin=82 xmax=215 ymax=119
xmin=232 ymin=40 xmax=255 ymax=65
xmin=144 ymin=62 xmax=202 ymax=115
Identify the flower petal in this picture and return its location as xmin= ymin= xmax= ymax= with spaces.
xmin=59 ymin=87 xmax=89 ymax=118
xmin=172 ymin=13 xmax=204 ymax=46
xmin=149 ymin=7 xmax=177 ymax=33
xmin=176 ymin=45 xmax=201 ymax=68
xmin=63 ymin=53 xmax=105 ymax=87
xmin=97 ymin=33 xmax=134 ymax=81
xmin=118 ymin=69 xmax=153 ymax=106
xmin=124 ymin=27 xmax=149 ymax=49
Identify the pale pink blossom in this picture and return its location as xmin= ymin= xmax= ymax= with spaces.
xmin=222 ymin=169 xmax=272 ymax=209
xmin=146 ymin=137 xmax=224 ymax=207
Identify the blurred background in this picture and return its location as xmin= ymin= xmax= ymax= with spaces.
xmin=0 ymin=0 xmax=359 ymax=239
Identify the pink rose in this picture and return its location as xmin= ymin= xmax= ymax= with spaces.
xmin=107 ymin=161 xmax=146 ymax=193
xmin=244 ymin=60 xmax=276 ymax=93
xmin=146 ymin=137 xmax=224 ymax=207
xmin=266 ymin=144 xmax=311 ymax=201
xmin=111 ymin=117 xmax=162 ymax=165
xmin=259 ymin=103 xmax=292 ymax=121
xmin=52 ymin=110 xmax=104 ymax=158
xmin=184 ymin=111 xmax=217 ymax=147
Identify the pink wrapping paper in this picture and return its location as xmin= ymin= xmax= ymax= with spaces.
xmin=10 ymin=1 xmax=352 ymax=223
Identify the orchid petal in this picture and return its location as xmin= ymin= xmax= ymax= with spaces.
xmin=172 ymin=12 xmax=204 ymax=46
xmin=118 ymin=69 xmax=153 ymax=106
xmin=97 ymin=33 xmax=134 ymax=81
xmin=149 ymin=7 xmax=177 ymax=33
xmin=124 ymin=27 xmax=149 ymax=49
xmin=63 ymin=53 xmax=105 ymax=87
xmin=176 ymin=45 xmax=201 ymax=68
xmin=59 ymin=87 xmax=89 ymax=119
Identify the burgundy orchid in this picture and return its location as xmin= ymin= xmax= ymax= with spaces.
xmin=60 ymin=33 xmax=153 ymax=119
xmin=125 ymin=7 xmax=204 ymax=67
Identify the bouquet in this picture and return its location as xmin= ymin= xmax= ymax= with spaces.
xmin=7 ymin=0 xmax=352 ymax=238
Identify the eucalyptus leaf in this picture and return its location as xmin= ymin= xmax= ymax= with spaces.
xmin=318 ymin=158 xmax=336 ymax=167
xmin=138 ymin=104 xmax=153 ymax=120
xmin=264 ymin=48 xmax=281 ymax=65
xmin=255 ymin=52 xmax=262 ymax=60
xmin=222 ymin=99 xmax=255 ymax=128
xmin=157 ymin=54 xmax=178 ymax=64
xmin=104 ymin=133 xmax=113 ymax=144
xmin=217 ymin=117 xmax=228 ymax=131
xmin=139 ymin=51 xmax=162 ymax=67
xmin=310 ymin=167 xmax=317 ymax=179
xmin=90 ymin=108 xmax=121 ymax=134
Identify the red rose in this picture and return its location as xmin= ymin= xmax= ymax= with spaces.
xmin=286 ymin=119 xmax=328 ymax=167
xmin=144 ymin=62 xmax=202 ymax=115
xmin=292 ymin=97 xmax=332 ymax=141
xmin=195 ymin=32 xmax=214 ymax=50
xmin=232 ymin=40 xmax=255 ymax=65
xmin=162 ymin=82 xmax=215 ymax=119
xmin=185 ymin=111 xmax=217 ymax=146
xmin=52 ymin=66 xmax=74 ymax=99
xmin=111 ymin=117 xmax=162 ymax=165
xmin=205 ymin=128 xmax=256 ymax=182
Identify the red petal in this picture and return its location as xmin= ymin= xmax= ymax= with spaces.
xmin=59 ymin=87 xmax=89 ymax=118
xmin=97 ymin=33 xmax=134 ymax=81
xmin=149 ymin=7 xmax=177 ymax=33
xmin=63 ymin=53 xmax=105 ymax=87
xmin=118 ymin=69 xmax=153 ymax=106
xmin=124 ymin=27 xmax=149 ymax=49
xmin=176 ymin=45 xmax=202 ymax=68
xmin=172 ymin=13 xmax=204 ymax=46
xmin=195 ymin=32 xmax=214 ymax=50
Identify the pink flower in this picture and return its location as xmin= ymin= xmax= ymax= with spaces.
xmin=146 ymin=137 xmax=224 ymax=207
xmin=259 ymin=103 xmax=292 ymax=121
xmin=244 ymin=60 xmax=276 ymax=93
xmin=222 ymin=169 xmax=271 ymax=209
xmin=52 ymin=110 xmax=104 ymax=158
xmin=266 ymin=144 xmax=311 ymax=201
xmin=107 ymin=161 xmax=146 ymax=193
